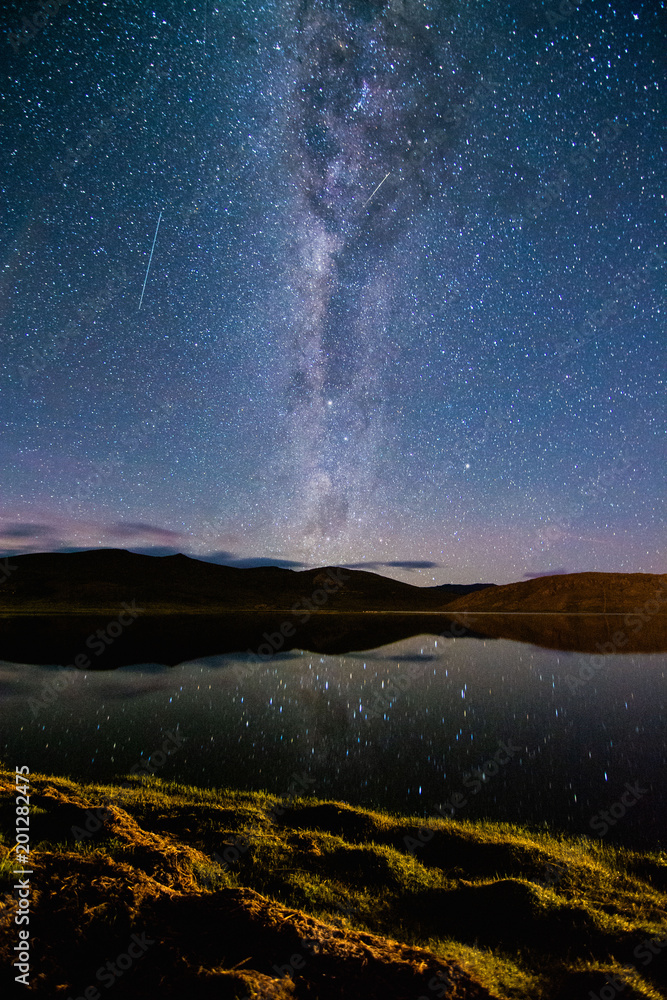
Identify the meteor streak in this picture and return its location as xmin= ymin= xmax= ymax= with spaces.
xmin=362 ymin=172 xmax=391 ymax=209
xmin=138 ymin=210 xmax=163 ymax=310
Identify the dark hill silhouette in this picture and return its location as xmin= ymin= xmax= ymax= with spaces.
xmin=443 ymin=571 xmax=667 ymax=614
xmin=1 ymin=550 xmax=665 ymax=616
xmin=0 ymin=548 xmax=493 ymax=613
xmin=0 ymin=552 xmax=666 ymax=663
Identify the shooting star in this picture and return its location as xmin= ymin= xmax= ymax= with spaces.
xmin=362 ymin=172 xmax=391 ymax=209
xmin=138 ymin=209 xmax=163 ymax=310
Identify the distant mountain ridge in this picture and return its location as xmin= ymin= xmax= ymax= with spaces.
xmin=0 ymin=549 xmax=493 ymax=613
xmin=1 ymin=552 xmax=666 ymax=663
xmin=0 ymin=549 xmax=664 ymax=615
xmin=445 ymin=571 xmax=667 ymax=614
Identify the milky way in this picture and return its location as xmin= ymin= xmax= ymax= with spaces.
xmin=273 ymin=0 xmax=466 ymax=552
xmin=0 ymin=0 xmax=664 ymax=581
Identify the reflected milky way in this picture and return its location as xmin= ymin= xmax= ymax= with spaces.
xmin=1 ymin=636 xmax=665 ymax=848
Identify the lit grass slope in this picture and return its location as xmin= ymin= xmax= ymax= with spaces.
xmin=0 ymin=767 xmax=666 ymax=999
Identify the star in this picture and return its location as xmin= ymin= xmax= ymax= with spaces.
xmin=0 ymin=0 xmax=662 ymax=583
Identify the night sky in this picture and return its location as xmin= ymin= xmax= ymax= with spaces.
xmin=1 ymin=0 xmax=664 ymax=584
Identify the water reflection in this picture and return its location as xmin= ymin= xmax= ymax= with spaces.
xmin=1 ymin=631 xmax=664 ymax=849
xmin=0 ymin=610 xmax=665 ymax=671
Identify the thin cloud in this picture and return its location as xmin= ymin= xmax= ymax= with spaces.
xmin=0 ymin=522 xmax=53 ymax=539
xmin=344 ymin=560 xmax=440 ymax=571
xmin=386 ymin=560 xmax=440 ymax=569
xmin=196 ymin=550 xmax=240 ymax=564
xmin=106 ymin=522 xmax=184 ymax=541
xmin=523 ymin=568 xmax=569 ymax=579
xmin=127 ymin=546 xmax=183 ymax=558
xmin=225 ymin=556 xmax=307 ymax=569
xmin=192 ymin=551 xmax=307 ymax=569
xmin=384 ymin=654 xmax=439 ymax=662
xmin=344 ymin=562 xmax=384 ymax=571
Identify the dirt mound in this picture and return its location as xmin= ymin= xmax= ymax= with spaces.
xmin=0 ymin=777 xmax=497 ymax=999
xmin=2 ymin=769 xmax=664 ymax=999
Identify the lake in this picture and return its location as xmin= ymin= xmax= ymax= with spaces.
xmin=1 ymin=626 xmax=664 ymax=849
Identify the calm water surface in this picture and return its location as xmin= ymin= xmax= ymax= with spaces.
xmin=1 ymin=633 xmax=665 ymax=848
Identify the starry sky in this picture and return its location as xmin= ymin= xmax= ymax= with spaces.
xmin=0 ymin=0 xmax=664 ymax=584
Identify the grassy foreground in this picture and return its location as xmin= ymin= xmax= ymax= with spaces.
xmin=1 ymin=767 xmax=666 ymax=999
